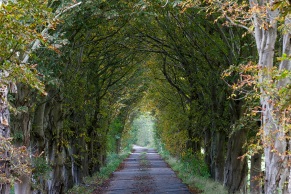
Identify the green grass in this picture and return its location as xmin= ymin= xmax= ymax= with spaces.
xmin=67 ymin=149 xmax=131 ymax=194
xmin=159 ymin=150 xmax=227 ymax=194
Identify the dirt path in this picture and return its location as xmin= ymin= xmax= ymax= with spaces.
xmin=102 ymin=145 xmax=192 ymax=194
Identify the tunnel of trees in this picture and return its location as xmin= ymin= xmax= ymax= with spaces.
xmin=1 ymin=0 xmax=291 ymax=193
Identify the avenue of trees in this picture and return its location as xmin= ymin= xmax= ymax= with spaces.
xmin=1 ymin=0 xmax=291 ymax=193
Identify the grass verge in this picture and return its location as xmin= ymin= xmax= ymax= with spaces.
xmin=67 ymin=149 xmax=131 ymax=194
xmin=159 ymin=150 xmax=227 ymax=194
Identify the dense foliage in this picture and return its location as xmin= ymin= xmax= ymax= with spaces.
xmin=1 ymin=0 xmax=291 ymax=193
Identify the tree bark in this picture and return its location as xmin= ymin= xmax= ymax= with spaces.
xmin=0 ymin=82 xmax=10 ymax=194
xmin=187 ymin=100 xmax=201 ymax=154
xmin=277 ymin=16 xmax=291 ymax=194
xmin=70 ymin=134 xmax=88 ymax=185
xmin=13 ymin=84 xmax=32 ymax=147
xmin=46 ymin=92 xmax=66 ymax=194
xmin=224 ymin=128 xmax=248 ymax=193
xmin=204 ymin=128 xmax=212 ymax=175
xmin=32 ymin=99 xmax=46 ymax=154
xmin=13 ymin=83 xmax=32 ymax=194
xmin=211 ymin=131 xmax=225 ymax=183
xmin=250 ymin=3 xmax=291 ymax=192
xmin=250 ymin=153 xmax=262 ymax=194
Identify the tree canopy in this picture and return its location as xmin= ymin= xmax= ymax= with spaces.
xmin=1 ymin=0 xmax=291 ymax=193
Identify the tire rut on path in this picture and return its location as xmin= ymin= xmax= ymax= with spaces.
xmin=102 ymin=145 xmax=192 ymax=194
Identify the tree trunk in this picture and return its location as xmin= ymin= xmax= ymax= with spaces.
xmin=211 ymin=130 xmax=225 ymax=183
xmin=224 ymin=128 xmax=248 ymax=193
xmin=204 ymin=127 xmax=212 ymax=174
xmin=47 ymin=141 xmax=65 ymax=194
xmin=46 ymin=93 xmax=66 ymax=194
xmin=88 ymin=135 xmax=102 ymax=175
xmin=187 ymin=100 xmax=201 ymax=154
xmin=13 ymin=83 xmax=32 ymax=194
xmin=276 ymin=16 xmax=291 ymax=194
xmin=14 ymin=174 xmax=31 ymax=194
xmin=116 ymin=138 xmax=121 ymax=154
xmin=88 ymin=92 xmax=102 ymax=175
xmin=14 ymin=113 xmax=32 ymax=193
xmin=32 ymin=100 xmax=46 ymax=154
xmin=70 ymin=135 xmax=88 ymax=185
xmin=251 ymin=4 xmax=291 ymax=192
xmin=13 ymin=83 xmax=32 ymax=146
xmin=250 ymin=153 xmax=262 ymax=194
xmin=0 ymin=83 xmax=11 ymax=194
xmin=30 ymin=107 xmax=49 ymax=192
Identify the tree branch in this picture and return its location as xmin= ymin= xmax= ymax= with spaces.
xmin=161 ymin=57 xmax=190 ymax=102
xmin=21 ymin=2 xmax=82 ymax=64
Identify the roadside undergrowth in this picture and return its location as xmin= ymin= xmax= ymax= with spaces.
xmin=158 ymin=147 xmax=227 ymax=194
xmin=67 ymin=148 xmax=131 ymax=194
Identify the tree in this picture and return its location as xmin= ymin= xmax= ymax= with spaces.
xmin=186 ymin=0 xmax=291 ymax=192
xmin=28 ymin=1 xmax=147 ymax=192
xmin=131 ymin=3 xmax=257 ymax=192
xmin=0 ymin=0 xmax=56 ymax=193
